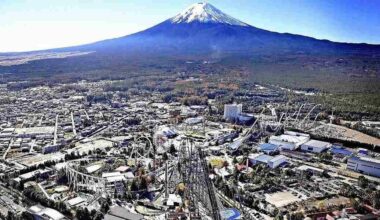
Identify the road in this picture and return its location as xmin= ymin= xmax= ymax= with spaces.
xmin=71 ymin=112 xmax=77 ymax=136
xmin=2 ymin=138 xmax=14 ymax=159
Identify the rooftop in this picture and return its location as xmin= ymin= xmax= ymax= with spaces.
xmin=258 ymin=143 xmax=278 ymax=151
xmin=104 ymin=206 xmax=144 ymax=220
xmin=351 ymin=156 xmax=380 ymax=164
xmin=302 ymin=139 xmax=331 ymax=148
xmin=28 ymin=205 xmax=66 ymax=220
xmin=250 ymin=154 xmax=273 ymax=163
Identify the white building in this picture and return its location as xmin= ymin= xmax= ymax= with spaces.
xmin=223 ymin=104 xmax=242 ymax=121
xmin=28 ymin=205 xmax=67 ymax=220
xmin=268 ymin=155 xmax=288 ymax=168
xmin=301 ymin=140 xmax=331 ymax=153
xmin=269 ymin=131 xmax=310 ymax=151
xmin=347 ymin=156 xmax=380 ymax=177
xmin=184 ymin=116 xmax=203 ymax=125
xmin=249 ymin=153 xmax=288 ymax=169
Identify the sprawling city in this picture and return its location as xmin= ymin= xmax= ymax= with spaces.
xmin=0 ymin=1 xmax=380 ymax=220
xmin=0 ymin=74 xmax=379 ymax=220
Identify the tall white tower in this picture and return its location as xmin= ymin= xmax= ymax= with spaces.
xmin=223 ymin=103 xmax=242 ymax=121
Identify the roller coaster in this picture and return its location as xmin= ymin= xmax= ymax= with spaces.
xmin=229 ymin=103 xmax=323 ymax=150
xmin=65 ymin=135 xmax=157 ymax=195
xmin=176 ymin=138 xmax=223 ymax=220
xmin=284 ymin=103 xmax=322 ymax=130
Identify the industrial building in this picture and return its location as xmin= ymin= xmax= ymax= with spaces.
xmin=249 ymin=153 xmax=272 ymax=165
xmin=269 ymin=131 xmax=310 ymax=151
xmin=330 ymin=145 xmax=353 ymax=157
xmin=249 ymin=153 xmax=288 ymax=168
xmin=301 ymin=140 xmax=331 ymax=153
xmin=268 ymin=155 xmax=288 ymax=168
xmin=347 ymin=156 xmax=380 ymax=177
xmin=258 ymin=143 xmax=279 ymax=155
xmin=329 ymin=145 xmax=353 ymax=161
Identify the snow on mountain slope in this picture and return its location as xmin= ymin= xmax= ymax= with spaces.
xmin=170 ymin=2 xmax=248 ymax=26
xmin=13 ymin=2 xmax=379 ymax=57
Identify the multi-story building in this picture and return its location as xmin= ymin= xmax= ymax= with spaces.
xmin=223 ymin=104 xmax=242 ymax=121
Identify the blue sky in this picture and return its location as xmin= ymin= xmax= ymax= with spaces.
xmin=1 ymin=0 xmax=379 ymax=52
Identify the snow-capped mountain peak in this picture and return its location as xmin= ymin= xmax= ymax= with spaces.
xmin=170 ymin=2 xmax=248 ymax=26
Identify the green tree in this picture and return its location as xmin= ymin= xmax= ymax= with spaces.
xmin=358 ymin=176 xmax=369 ymax=188
xmin=371 ymin=190 xmax=380 ymax=209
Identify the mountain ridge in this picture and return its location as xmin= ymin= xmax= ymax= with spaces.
xmin=1 ymin=2 xmax=380 ymax=57
xmin=46 ymin=2 xmax=379 ymax=57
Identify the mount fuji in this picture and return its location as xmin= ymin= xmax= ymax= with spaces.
xmin=1 ymin=2 xmax=379 ymax=73
xmin=64 ymin=2 xmax=378 ymax=56
xmin=170 ymin=2 xmax=248 ymax=26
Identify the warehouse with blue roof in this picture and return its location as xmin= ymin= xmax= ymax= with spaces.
xmin=330 ymin=146 xmax=353 ymax=157
xmin=258 ymin=143 xmax=279 ymax=155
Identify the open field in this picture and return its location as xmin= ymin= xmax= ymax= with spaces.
xmin=309 ymin=123 xmax=380 ymax=147
xmin=265 ymin=191 xmax=301 ymax=207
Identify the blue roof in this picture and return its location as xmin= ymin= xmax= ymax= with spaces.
xmin=220 ymin=208 xmax=241 ymax=220
xmin=229 ymin=138 xmax=243 ymax=150
xmin=258 ymin=143 xmax=278 ymax=152
xmin=330 ymin=146 xmax=353 ymax=156
xmin=349 ymin=156 xmax=361 ymax=162
xmin=254 ymin=154 xmax=273 ymax=163
xmin=358 ymin=148 xmax=368 ymax=154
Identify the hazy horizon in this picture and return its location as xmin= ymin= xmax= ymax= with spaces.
xmin=1 ymin=0 xmax=379 ymax=52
